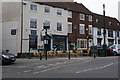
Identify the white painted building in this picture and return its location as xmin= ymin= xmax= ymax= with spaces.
xmin=2 ymin=1 xmax=68 ymax=56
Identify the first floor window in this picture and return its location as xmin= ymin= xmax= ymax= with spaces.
xmin=30 ymin=18 xmax=37 ymax=28
xmin=80 ymin=13 xmax=85 ymax=20
xmin=45 ymin=7 xmax=50 ymax=13
xmin=88 ymin=15 xmax=92 ymax=21
xmin=88 ymin=25 xmax=92 ymax=35
xmin=97 ymin=28 xmax=101 ymax=35
xmin=68 ymin=11 xmax=72 ymax=18
xmin=11 ymin=29 xmax=16 ymax=35
xmin=108 ymin=30 xmax=113 ymax=37
xmin=77 ymin=39 xmax=87 ymax=48
xmin=68 ymin=22 xmax=72 ymax=33
xmin=79 ymin=24 xmax=85 ymax=34
xmin=57 ymin=22 xmax=62 ymax=31
xmin=43 ymin=20 xmax=50 ymax=29
xmin=57 ymin=9 xmax=62 ymax=16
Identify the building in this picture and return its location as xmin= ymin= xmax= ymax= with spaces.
xmin=119 ymin=1 xmax=120 ymax=21
xmin=93 ymin=13 xmax=120 ymax=46
xmin=2 ymin=1 xmax=68 ymax=56
xmin=2 ymin=1 xmax=120 ymax=56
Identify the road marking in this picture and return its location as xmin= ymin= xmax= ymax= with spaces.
xmin=76 ymin=63 xmax=114 ymax=73
xmin=37 ymin=65 xmax=44 ymax=68
xmin=24 ymin=70 xmax=31 ymax=73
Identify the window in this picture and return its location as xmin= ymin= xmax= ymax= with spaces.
xmin=108 ymin=30 xmax=113 ymax=37
xmin=68 ymin=11 xmax=72 ymax=18
xmin=109 ymin=22 xmax=112 ymax=25
xmin=80 ymin=13 xmax=85 ymax=20
xmin=68 ymin=22 xmax=72 ymax=33
xmin=11 ymin=29 xmax=16 ymax=35
xmin=88 ymin=15 xmax=92 ymax=21
xmin=44 ymin=7 xmax=50 ymax=13
xmin=117 ymin=23 xmax=120 ymax=26
xmin=97 ymin=28 xmax=101 ymax=35
xmin=57 ymin=22 xmax=62 ymax=31
xmin=79 ymin=24 xmax=85 ymax=34
xmin=43 ymin=20 xmax=50 ymax=29
xmin=30 ymin=18 xmax=37 ymax=28
xmin=96 ymin=19 xmax=99 ymax=23
xmin=57 ymin=10 xmax=62 ymax=16
xmin=117 ymin=31 xmax=119 ymax=37
xmin=77 ymin=39 xmax=87 ymax=48
xmin=30 ymin=4 xmax=37 ymax=11
xmin=31 ymin=30 xmax=37 ymax=35
xmin=88 ymin=25 xmax=92 ymax=35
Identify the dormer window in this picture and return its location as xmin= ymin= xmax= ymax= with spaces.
xmin=109 ymin=22 xmax=112 ymax=25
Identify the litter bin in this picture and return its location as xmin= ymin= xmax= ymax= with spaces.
xmin=97 ymin=46 xmax=107 ymax=57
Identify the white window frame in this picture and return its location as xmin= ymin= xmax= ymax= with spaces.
xmin=43 ymin=20 xmax=51 ymax=29
xmin=88 ymin=15 xmax=92 ymax=21
xmin=68 ymin=11 xmax=72 ymax=18
xmin=88 ymin=25 xmax=92 ymax=35
xmin=79 ymin=24 xmax=85 ymax=34
xmin=57 ymin=22 xmax=62 ymax=31
xmin=80 ymin=13 xmax=85 ymax=20
xmin=44 ymin=6 xmax=50 ymax=13
xmin=68 ymin=22 xmax=72 ymax=33
xmin=77 ymin=39 xmax=87 ymax=49
xmin=30 ymin=3 xmax=37 ymax=11
xmin=57 ymin=9 xmax=62 ymax=16
xmin=30 ymin=18 xmax=37 ymax=29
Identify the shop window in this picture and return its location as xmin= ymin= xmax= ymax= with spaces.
xmin=11 ymin=29 xmax=16 ymax=35
xmin=77 ymin=39 xmax=87 ymax=49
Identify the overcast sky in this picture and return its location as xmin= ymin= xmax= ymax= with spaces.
xmin=74 ymin=0 xmax=120 ymax=19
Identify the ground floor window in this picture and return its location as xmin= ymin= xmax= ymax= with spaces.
xmin=97 ymin=38 xmax=102 ymax=46
xmin=29 ymin=35 xmax=38 ymax=50
xmin=77 ymin=39 xmax=87 ymax=49
xmin=53 ymin=35 xmax=67 ymax=51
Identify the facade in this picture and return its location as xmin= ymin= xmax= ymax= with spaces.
xmin=93 ymin=13 xmax=120 ymax=46
xmin=2 ymin=1 xmax=68 ymax=56
xmin=2 ymin=1 xmax=120 ymax=56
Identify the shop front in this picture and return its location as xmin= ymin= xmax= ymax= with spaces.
xmin=52 ymin=35 xmax=67 ymax=51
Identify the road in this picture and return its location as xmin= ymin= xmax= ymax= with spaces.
xmin=1 ymin=56 xmax=119 ymax=79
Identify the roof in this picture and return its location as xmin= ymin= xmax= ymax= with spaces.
xmin=35 ymin=2 xmax=92 ymax=14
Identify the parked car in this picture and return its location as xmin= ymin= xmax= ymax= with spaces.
xmin=109 ymin=44 xmax=120 ymax=56
xmin=0 ymin=50 xmax=16 ymax=64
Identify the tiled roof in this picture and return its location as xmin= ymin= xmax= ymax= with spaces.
xmin=35 ymin=2 xmax=92 ymax=14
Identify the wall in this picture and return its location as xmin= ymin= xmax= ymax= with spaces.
xmin=119 ymin=1 xmax=120 ymax=21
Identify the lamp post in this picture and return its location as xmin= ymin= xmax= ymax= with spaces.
xmin=20 ymin=0 xmax=23 ymax=55
xmin=74 ymin=25 xmax=77 ymax=50
xmin=103 ymin=4 xmax=107 ymax=57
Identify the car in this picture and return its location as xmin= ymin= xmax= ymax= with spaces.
xmin=0 ymin=50 xmax=16 ymax=64
xmin=109 ymin=44 xmax=120 ymax=56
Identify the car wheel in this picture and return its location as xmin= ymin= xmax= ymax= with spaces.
xmin=113 ymin=51 xmax=117 ymax=56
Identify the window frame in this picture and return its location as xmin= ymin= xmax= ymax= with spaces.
xmin=79 ymin=24 xmax=85 ymax=34
xmin=68 ymin=22 xmax=72 ymax=33
xmin=57 ymin=22 xmax=62 ymax=31
xmin=80 ymin=13 xmax=85 ymax=20
xmin=88 ymin=15 xmax=92 ymax=21
xmin=68 ymin=11 xmax=72 ymax=18
xmin=30 ymin=4 xmax=37 ymax=11
xmin=88 ymin=25 xmax=92 ymax=35
xmin=30 ymin=18 xmax=37 ymax=29
xmin=11 ymin=29 xmax=16 ymax=35
xmin=44 ymin=7 xmax=50 ymax=13
xmin=57 ymin=9 xmax=62 ymax=16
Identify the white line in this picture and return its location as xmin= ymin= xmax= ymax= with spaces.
xmin=76 ymin=63 xmax=114 ymax=73
xmin=24 ymin=70 xmax=31 ymax=73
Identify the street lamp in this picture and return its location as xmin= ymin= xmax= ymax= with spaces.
xmin=103 ymin=4 xmax=107 ymax=56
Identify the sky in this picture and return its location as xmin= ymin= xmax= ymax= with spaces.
xmin=74 ymin=0 xmax=120 ymax=19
